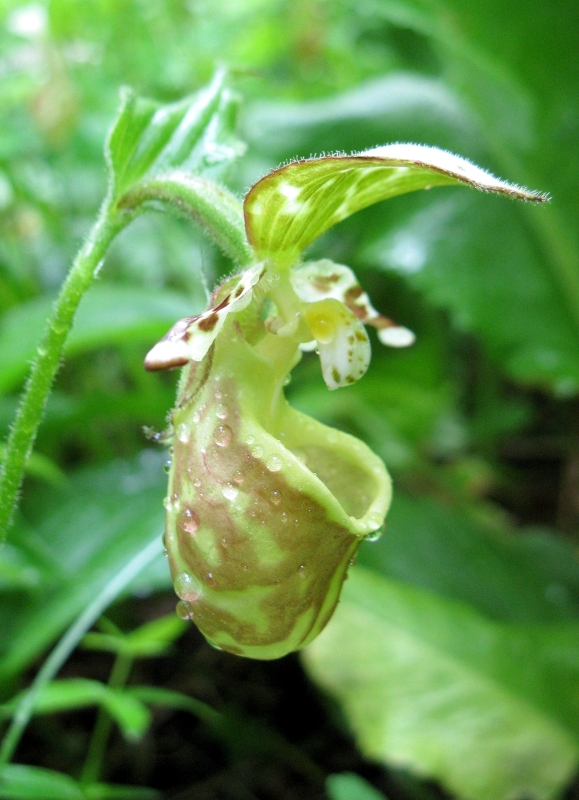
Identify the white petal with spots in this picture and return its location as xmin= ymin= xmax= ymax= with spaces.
xmin=304 ymin=299 xmax=371 ymax=390
xmin=145 ymin=262 xmax=265 ymax=371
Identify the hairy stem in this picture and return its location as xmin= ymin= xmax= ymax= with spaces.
xmin=0 ymin=206 xmax=123 ymax=542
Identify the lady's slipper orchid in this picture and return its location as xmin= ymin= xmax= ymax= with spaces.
xmin=145 ymin=145 xmax=545 ymax=659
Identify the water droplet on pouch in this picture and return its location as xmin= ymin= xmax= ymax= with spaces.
xmin=176 ymin=600 xmax=195 ymax=620
xmin=193 ymin=477 xmax=202 ymax=488
xmin=281 ymin=512 xmax=288 ymax=523
xmin=222 ymin=483 xmax=238 ymax=501
xmin=192 ymin=412 xmax=201 ymax=424
xmin=182 ymin=507 xmax=199 ymax=535
xmin=215 ymin=403 xmax=228 ymax=420
xmin=174 ymin=572 xmax=202 ymax=602
xmin=206 ymin=572 xmax=216 ymax=587
xmin=232 ymin=470 xmax=244 ymax=485
xmin=365 ymin=524 xmax=385 ymax=542
xmin=215 ymin=424 xmax=232 ymax=447
xmin=251 ymin=445 xmax=263 ymax=459
xmin=164 ymin=460 xmax=172 ymax=473
xmin=270 ymin=490 xmax=282 ymax=505
xmin=298 ymin=565 xmax=306 ymax=578
xmin=246 ymin=434 xmax=255 ymax=446
xmin=176 ymin=423 xmax=189 ymax=443
xmin=266 ymin=455 xmax=282 ymax=472
xmin=214 ymin=390 xmax=222 ymax=400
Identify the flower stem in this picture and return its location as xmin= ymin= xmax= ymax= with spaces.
xmin=0 ymin=204 xmax=123 ymax=542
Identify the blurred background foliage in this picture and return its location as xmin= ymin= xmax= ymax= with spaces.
xmin=1 ymin=1 xmax=579 ymax=799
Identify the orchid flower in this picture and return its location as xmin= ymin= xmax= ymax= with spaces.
xmin=145 ymin=145 xmax=544 ymax=660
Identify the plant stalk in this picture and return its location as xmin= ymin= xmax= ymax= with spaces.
xmin=0 ymin=206 xmax=123 ymax=542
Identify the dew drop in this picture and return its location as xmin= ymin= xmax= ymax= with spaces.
xmin=222 ymin=483 xmax=238 ymax=501
xmin=163 ymin=460 xmax=172 ymax=474
xmin=193 ymin=477 xmax=202 ymax=488
xmin=215 ymin=403 xmax=228 ymax=420
xmin=280 ymin=511 xmax=288 ymax=523
xmin=214 ymin=390 xmax=222 ymax=400
xmin=298 ymin=564 xmax=306 ymax=578
xmin=266 ymin=455 xmax=282 ymax=472
xmin=270 ymin=490 xmax=282 ymax=505
xmin=163 ymin=496 xmax=171 ymax=511
xmin=176 ymin=423 xmax=189 ymax=443
xmin=215 ymin=424 xmax=232 ymax=447
xmin=176 ymin=600 xmax=195 ymax=620
xmin=246 ymin=434 xmax=255 ymax=446
xmin=232 ymin=470 xmax=244 ymax=485
xmin=365 ymin=524 xmax=385 ymax=542
xmin=251 ymin=444 xmax=263 ymax=459
xmin=206 ymin=572 xmax=217 ymax=587
xmin=182 ymin=507 xmax=199 ymax=535
xmin=192 ymin=411 xmax=201 ymax=424
xmin=174 ymin=572 xmax=202 ymax=602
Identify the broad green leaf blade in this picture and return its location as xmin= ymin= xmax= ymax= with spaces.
xmin=303 ymin=567 xmax=579 ymax=800
xmin=0 ymin=764 xmax=84 ymax=800
xmin=244 ymin=145 xmax=546 ymax=263
xmin=326 ymin=773 xmax=390 ymax=800
xmin=0 ymin=453 xmax=168 ymax=687
xmin=0 ymin=285 xmax=197 ymax=395
xmin=358 ymin=492 xmax=579 ymax=625
xmin=0 ymin=544 xmax=41 ymax=592
xmin=364 ymin=191 xmax=579 ymax=393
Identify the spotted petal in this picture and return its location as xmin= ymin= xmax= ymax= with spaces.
xmin=144 ymin=262 xmax=265 ymax=371
xmin=304 ymin=299 xmax=371 ymax=390
xmin=292 ymin=259 xmax=415 ymax=348
xmin=244 ymin=144 xmax=547 ymax=263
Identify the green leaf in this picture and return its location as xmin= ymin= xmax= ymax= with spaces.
xmin=358 ymin=492 xmax=579 ymax=624
xmin=244 ymin=144 xmax=545 ymax=264
xmin=0 ymin=764 xmax=84 ymax=800
xmin=105 ymin=71 xmax=251 ymax=264
xmin=326 ymin=773 xmax=390 ymax=800
xmin=303 ymin=566 xmax=579 ymax=800
xmin=107 ymin=69 xmax=243 ymax=202
xmin=0 ymin=544 xmax=40 ymax=592
xmin=127 ymin=686 xmax=221 ymax=728
xmin=0 ymin=765 xmax=160 ymax=800
xmin=82 ymin=614 xmax=186 ymax=658
xmin=0 ymin=285 xmax=197 ymax=395
xmin=0 ymin=679 xmax=151 ymax=741
xmin=0 ymin=453 xmax=168 ymax=687
xmin=363 ymin=192 xmax=579 ymax=394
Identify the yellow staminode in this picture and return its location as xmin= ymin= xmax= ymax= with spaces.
xmin=304 ymin=299 xmax=342 ymax=344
